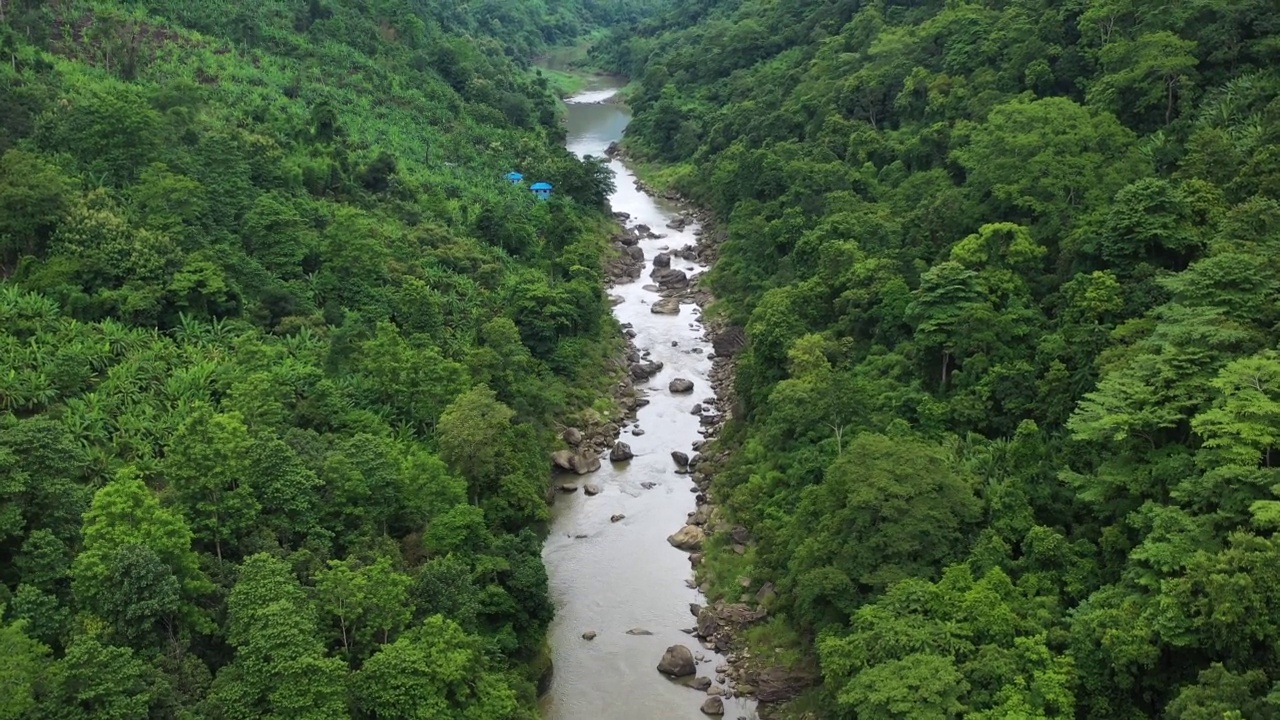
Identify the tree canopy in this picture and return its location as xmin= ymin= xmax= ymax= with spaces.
xmin=0 ymin=0 xmax=637 ymax=716
xmin=593 ymin=0 xmax=1280 ymax=715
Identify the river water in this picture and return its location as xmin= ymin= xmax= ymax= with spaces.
xmin=538 ymin=80 xmax=757 ymax=720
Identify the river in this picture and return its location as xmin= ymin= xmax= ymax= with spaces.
xmin=538 ymin=79 xmax=758 ymax=720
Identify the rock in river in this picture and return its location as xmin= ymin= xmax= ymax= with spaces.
xmin=583 ymin=482 xmax=602 ymax=496
xmin=652 ymin=267 xmax=689 ymax=289
xmin=610 ymin=442 xmax=634 ymax=462
xmin=653 ymin=252 xmax=671 ymax=268
xmin=669 ymin=378 xmax=695 ymax=393
xmin=701 ymin=697 xmax=724 ymax=715
xmin=573 ymin=451 xmax=601 ymax=475
xmin=657 ymin=645 xmax=697 ymax=677
xmin=672 ymin=451 xmax=690 ymax=468
xmin=630 ymin=360 xmax=664 ymax=378
xmin=582 ymin=631 xmax=597 ymax=641
xmin=551 ymin=449 xmax=575 ymax=471
xmin=668 ymin=525 xmax=706 ymax=551
xmin=691 ymin=676 xmax=713 ymax=691
xmin=651 ymin=297 xmax=681 ymax=315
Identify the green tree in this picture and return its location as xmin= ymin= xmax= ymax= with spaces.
xmin=0 ymin=149 xmax=74 ymax=263
xmin=42 ymin=636 xmax=169 ymax=720
xmin=353 ymin=615 xmax=526 ymax=720
xmin=164 ymin=410 xmax=261 ymax=563
xmin=314 ymin=556 xmax=412 ymax=662
xmin=436 ymin=384 xmax=547 ymax=525
xmin=785 ymin=432 xmax=981 ymax=629
xmin=0 ymin=612 xmax=48 ymax=720
xmin=71 ymin=470 xmax=211 ymax=633
xmin=953 ymin=97 xmax=1147 ymax=236
xmin=1089 ymin=31 xmax=1199 ymax=129
xmin=206 ymin=553 xmax=347 ymax=719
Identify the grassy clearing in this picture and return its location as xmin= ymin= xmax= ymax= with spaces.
xmin=622 ymin=154 xmax=697 ymax=193
xmin=695 ymin=532 xmax=758 ymax=602
xmin=540 ymin=66 xmax=591 ymax=97
xmin=743 ymin=617 xmax=809 ymax=670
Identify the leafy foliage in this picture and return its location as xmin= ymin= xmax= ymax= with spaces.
xmin=595 ymin=0 xmax=1280 ymax=716
xmin=0 ymin=0 xmax=633 ymax=715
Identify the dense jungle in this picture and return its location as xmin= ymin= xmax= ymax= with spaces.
xmin=5 ymin=0 xmax=1280 ymax=717
xmin=0 ymin=0 xmax=641 ymax=717
xmin=593 ymin=0 xmax=1280 ymax=717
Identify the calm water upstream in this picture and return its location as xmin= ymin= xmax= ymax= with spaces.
xmin=538 ymin=79 xmax=758 ymax=720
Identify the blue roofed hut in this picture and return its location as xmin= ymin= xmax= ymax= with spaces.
xmin=530 ymin=181 xmax=552 ymax=200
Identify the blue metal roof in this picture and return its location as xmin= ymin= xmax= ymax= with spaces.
xmin=505 ymin=171 xmax=523 ymax=180
xmin=530 ymin=182 xmax=552 ymax=190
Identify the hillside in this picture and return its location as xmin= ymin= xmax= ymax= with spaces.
xmin=595 ymin=0 xmax=1280 ymax=717
xmin=0 ymin=0 xmax=633 ymax=717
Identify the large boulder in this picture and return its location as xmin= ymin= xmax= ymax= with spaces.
xmin=610 ymin=442 xmax=634 ymax=462
xmin=562 ymin=428 xmax=583 ymax=446
xmin=669 ymin=378 xmax=695 ymax=393
xmin=571 ymin=451 xmax=601 ymax=475
xmin=652 ymin=268 xmax=689 ymax=289
xmin=700 ymin=697 xmax=724 ymax=715
xmin=653 ymin=252 xmax=672 ymax=268
xmin=551 ymin=450 xmax=575 ymax=471
xmin=667 ymin=525 xmax=705 ymax=552
xmin=630 ymin=361 xmax=664 ymax=379
xmin=657 ymin=645 xmax=696 ymax=677
xmin=672 ymin=451 xmax=690 ymax=468
xmin=696 ymin=607 xmax=721 ymax=638
xmin=651 ymin=298 xmax=681 ymax=315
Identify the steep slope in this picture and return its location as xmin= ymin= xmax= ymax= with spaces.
xmin=0 ymin=1 xmax=633 ymax=717
xmin=595 ymin=1 xmax=1280 ymax=717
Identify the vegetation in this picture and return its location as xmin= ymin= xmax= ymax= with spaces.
xmin=0 ymin=0 xmax=636 ymax=716
xmin=596 ymin=0 xmax=1280 ymax=717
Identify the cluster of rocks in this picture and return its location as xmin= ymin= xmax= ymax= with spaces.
xmin=606 ymin=211 xmax=673 ymax=287
xmin=581 ymin=152 xmax=794 ymax=715
xmin=655 ymin=644 xmax=741 ymax=717
xmin=646 ymin=176 xmax=817 ymax=716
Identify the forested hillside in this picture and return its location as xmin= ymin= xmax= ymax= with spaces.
xmin=0 ymin=0 xmax=627 ymax=716
xmin=596 ymin=0 xmax=1280 ymax=717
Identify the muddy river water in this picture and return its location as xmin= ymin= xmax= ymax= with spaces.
xmin=538 ymin=80 xmax=758 ymax=720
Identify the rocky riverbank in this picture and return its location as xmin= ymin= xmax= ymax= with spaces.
xmin=604 ymin=141 xmax=817 ymax=716
xmin=549 ymin=193 xmax=722 ymax=481
xmin=545 ymin=217 xmax=652 ymax=487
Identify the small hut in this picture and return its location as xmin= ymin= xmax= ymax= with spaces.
xmin=530 ymin=182 xmax=552 ymax=200
xmin=505 ymin=171 xmax=524 ymax=184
